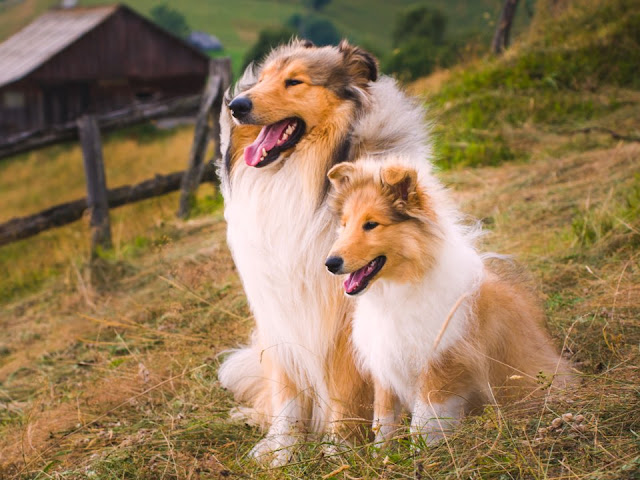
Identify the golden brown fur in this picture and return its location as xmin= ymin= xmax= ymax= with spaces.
xmin=328 ymin=162 xmax=440 ymax=283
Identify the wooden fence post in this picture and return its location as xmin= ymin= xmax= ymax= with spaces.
xmin=77 ymin=114 xmax=112 ymax=256
xmin=491 ymin=0 xmax=520 ymax=55
xmin=178 ymin=57 xmax=231 ymax=218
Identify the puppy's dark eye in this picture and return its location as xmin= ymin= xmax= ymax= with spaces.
xmin=285 ymin=79 xmax=303 ymax=87
xmin=363 ymin=221 xmax=379 ymax=231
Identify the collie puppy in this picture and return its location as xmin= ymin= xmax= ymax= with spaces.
xmin=216 ymin=40 xmax=432 ymax=464
xmin=325 ymin=159 xmax=573 ymax=447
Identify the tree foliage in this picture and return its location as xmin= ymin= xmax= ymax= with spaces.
xmin=242 ymin=27 xmax=298 ymax=69
xmin=384 ymin=6 xmax=460 ymax=82
xmin=243 ymin=11 xmax=342 ymax=70
xmin=392 ymin=6 xmax=447 ymax=47
xmin=150 ymin=4 xmax=190 ymax=39
xmin=299 ymin=16 xmax=340 ymax=46
xmin=307 ymin=0 xmax=331 ymax=11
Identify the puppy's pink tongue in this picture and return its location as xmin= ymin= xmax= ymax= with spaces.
xmin=344 ymin=268 xmax=367 ymax=294
xmin=244 ymin=119 xmax=291 ymax=167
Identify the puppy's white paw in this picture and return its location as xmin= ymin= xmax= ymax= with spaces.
xmin=321 ymin=433 xmax=350 ymax=459
xmin=410 ymin=396 xmax=465 ymax=448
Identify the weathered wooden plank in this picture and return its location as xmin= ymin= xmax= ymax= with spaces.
xmin=178 ymin=58 xmax=231 ymax=218
xmin=78 ymin=115 xmax=112 ymax=254
xmin=0 ymin=94 xmax=201 ymax=160
xmin=0 ymin=168 xmax=218 ymax=247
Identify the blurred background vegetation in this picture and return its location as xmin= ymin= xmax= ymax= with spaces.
xmin=0 ymin=0 xmax=533 ymax=77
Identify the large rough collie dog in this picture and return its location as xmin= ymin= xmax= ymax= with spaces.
xmin=325 ymin=159 xmax=573 ymax=447
xmin=216 ymin=40 xmax=431 ymax=464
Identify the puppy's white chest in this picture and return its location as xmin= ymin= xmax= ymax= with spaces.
xmin=351 ymin=280 xmax=472 ymax=409
xmin=352 ymin=299 xmax=429 ymax=406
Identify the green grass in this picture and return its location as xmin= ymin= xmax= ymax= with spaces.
xmin=426 ymin=0 xmax=640 ymax=168
xmin=571 ymin=173 xmax=640 ymax=248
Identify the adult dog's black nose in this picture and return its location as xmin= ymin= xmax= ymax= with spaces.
xmin=325 ymin=256 xmax=344 ymax=274
xmin=228 ymin=96 xmax=252 ymax=119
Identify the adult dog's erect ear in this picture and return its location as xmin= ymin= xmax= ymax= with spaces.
xmin=328 ymin=162 xmax=356 ymax=191
xmin=338 ymin=40 xmax=378 ymax=87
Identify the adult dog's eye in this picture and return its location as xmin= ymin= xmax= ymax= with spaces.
xmin=285 ymin=79 xmax=303 ymax=87
xmin=363 ymin=221 xmax=379 ymax=231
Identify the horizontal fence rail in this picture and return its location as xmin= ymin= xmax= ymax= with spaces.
xmin=0 ymin=94 xmax=202 ymax=160
xmin=0 ymin=167 xmax=217 ymax=247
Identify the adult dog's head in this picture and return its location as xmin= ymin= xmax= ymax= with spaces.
xmin=227 ymin=39 xmax=378 ymax=169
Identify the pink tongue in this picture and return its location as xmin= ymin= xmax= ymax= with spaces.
xmin=344 ymin=267 xmax=368 ymax=294
xmin=244 ymin=119 xmax=292 ymax=167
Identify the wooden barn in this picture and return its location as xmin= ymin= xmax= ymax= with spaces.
xmin=0 ymin=4 xmax=210 ymax=136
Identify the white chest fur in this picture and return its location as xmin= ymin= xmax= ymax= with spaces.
xmin=224 ymin=160 xmax=344 ymax=391
xmin=351 ymin=239 xmax=483 ymax=409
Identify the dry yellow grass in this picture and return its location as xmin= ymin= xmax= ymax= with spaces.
xmin=0 ymin=125 xmax=195 ymax=222
xmin=0 ymin=124 xmax=220 ymax=303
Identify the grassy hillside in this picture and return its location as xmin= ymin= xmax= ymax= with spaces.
xmin=1 ymin=0 xmax=639 ymax=478
xmin=0 ymin=0 xmax=531 ymax=72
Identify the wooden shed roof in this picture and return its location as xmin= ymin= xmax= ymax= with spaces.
xmin=0 ymin=4 xmax=208 ymax=89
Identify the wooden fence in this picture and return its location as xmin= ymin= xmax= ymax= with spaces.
xmin=0 ymin=58 xmax=231 ymax=254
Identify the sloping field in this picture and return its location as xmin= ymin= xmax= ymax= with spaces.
xmin=0 ymin=133 xmax=638 ymax=479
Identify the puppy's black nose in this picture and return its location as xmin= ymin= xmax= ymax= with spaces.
xmin=325 ymin=256 xmax=344 ymax=274
xmin=228 ymin=96 xmax=252 ymax=119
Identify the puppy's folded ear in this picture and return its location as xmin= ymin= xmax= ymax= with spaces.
xmin=328 ymin=162 xmax=356 ymax=191
xmin=382 ymin=165 xmax=417 ymax=202
xmin=338 ymin=40 xmax=378 ymax=87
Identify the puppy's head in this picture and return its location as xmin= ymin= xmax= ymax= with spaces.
xmin=227 ymin=39 xmax=378 ymax=168
xmin=325 ymin=161 xmax=440 ymax=295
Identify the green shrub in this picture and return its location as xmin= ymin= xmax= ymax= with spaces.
xmin=150 ymin=4 xmax=190 ymax=39
xmin=383 ymin=6 xmax=461 ymax=81
xmin=242 ymin=27 xmax=298 ymax=69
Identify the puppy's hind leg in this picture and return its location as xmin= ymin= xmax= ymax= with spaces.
xmin=411 ymin=357 xmax=478 ymax=447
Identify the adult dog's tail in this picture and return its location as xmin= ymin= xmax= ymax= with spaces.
xmin=218 ymin=345 xmax=270 ymax=428
xmin=219 ymin=346 xmax=264 ymax=402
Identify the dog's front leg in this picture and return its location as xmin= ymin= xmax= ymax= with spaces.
xmin=410 ymin=392 xmax=466 ymax=446
xmin=250 ymin=365 xmax=305 ymax=467
xmin=323 ymin=320 xmax=373 ymax=456
xmin=372 ymin=380 xmax=400 ymax=450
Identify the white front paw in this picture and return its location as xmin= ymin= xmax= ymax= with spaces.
xmin=372 ymin=415 xmax=398 ymax=450
xmin=411 ymin=397 xmax=464 ymax=447
xmin=321 ymin=432 xmax=350 ymax=459
xmin=250 ymin=434 xmax=297 ymax=467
